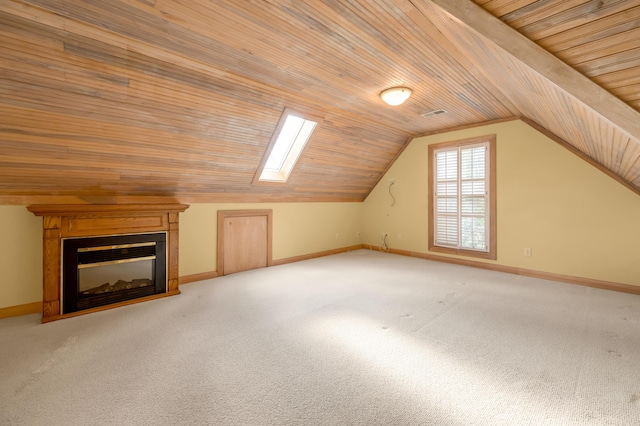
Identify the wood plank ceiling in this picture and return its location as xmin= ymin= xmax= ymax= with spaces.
xmin=475 ymin=0 xmax=640 ymax=111
xmin=0 ymin=0 xmax=639 ymax=204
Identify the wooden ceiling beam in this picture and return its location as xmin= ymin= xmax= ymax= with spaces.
xmin=429 ymin=0 xmax=640 ymax=143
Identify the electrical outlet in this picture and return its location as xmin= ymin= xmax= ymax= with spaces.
xmin=356 ymin=232 xmax=360 ymax=238
xmin=388 ymin=178 xmax=397 ymax=185
xmin=335 ymin=233 xmax=340 ymax=240
xmin=523 ymin=247 xmax=532 ymax=257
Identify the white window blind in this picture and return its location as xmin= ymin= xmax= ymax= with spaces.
xmin=434 ymin=142 xmax=489 ymax=252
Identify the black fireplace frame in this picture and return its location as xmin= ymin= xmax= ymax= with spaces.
xmin=62 ymin=232 xmax=167 ymax=314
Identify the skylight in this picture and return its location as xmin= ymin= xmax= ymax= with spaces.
xmin=256 ymin=111 xmax=319 ymax=183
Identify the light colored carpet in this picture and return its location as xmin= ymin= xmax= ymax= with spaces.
xmin=1 ymin=250 xmax=639 ymax=425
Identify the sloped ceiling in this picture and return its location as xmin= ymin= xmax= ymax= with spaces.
xmin=0 ymin=0 xmax=639 ymax=204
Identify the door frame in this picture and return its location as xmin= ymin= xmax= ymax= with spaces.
xmin=217 ymin=209 xmax=273 ymax=275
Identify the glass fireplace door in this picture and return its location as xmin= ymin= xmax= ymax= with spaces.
xmin=63 ymin=233 xmax=166 ymax=313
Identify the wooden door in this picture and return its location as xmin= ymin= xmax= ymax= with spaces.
xmin=218 ymin=210 xmax=272 ymax=275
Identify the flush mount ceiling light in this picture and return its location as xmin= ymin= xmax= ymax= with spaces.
xmin=380 ymin=87 xmax=412 ymax=106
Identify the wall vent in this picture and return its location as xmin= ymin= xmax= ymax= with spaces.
xmin=421 ymin=109 xmax=447 ymax=118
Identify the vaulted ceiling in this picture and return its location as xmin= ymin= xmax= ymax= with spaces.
xmin=1 ymin=0 xmax=639 ymax=204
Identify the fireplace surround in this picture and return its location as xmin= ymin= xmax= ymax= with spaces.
xmin=28 ymin=204 xmax=189 ymax=322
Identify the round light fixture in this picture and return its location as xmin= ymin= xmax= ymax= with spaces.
xmin=380 ymin=87 xmax=412 ymax=106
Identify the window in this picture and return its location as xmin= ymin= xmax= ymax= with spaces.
xmin=254 ymin=109 xmax=321 ymax=183
xmin=428 ymin=135 xmax=496 ymax=260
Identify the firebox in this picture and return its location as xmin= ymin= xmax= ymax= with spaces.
xmin=62 ymin=233 xmax=167 ymax=314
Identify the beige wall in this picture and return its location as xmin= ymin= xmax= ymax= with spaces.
xmin=362 ymin=119 xmax=640 ymax=286
xmin=0 ymin=206 xmax=42 ymax=309
xmin=180 ymin=202 xmax=363 ymax=276
xmin=0 ymin=202 xmax=362 ymax=308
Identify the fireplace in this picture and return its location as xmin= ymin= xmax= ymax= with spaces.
xmin=63 ymin=233 xmax=167 ymax=314
xmin=28 ymin=204 xmax=189 ymax=322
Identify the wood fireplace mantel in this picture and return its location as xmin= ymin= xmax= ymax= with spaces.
xmin=27 ymin=204 xmax=189 ymax=322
